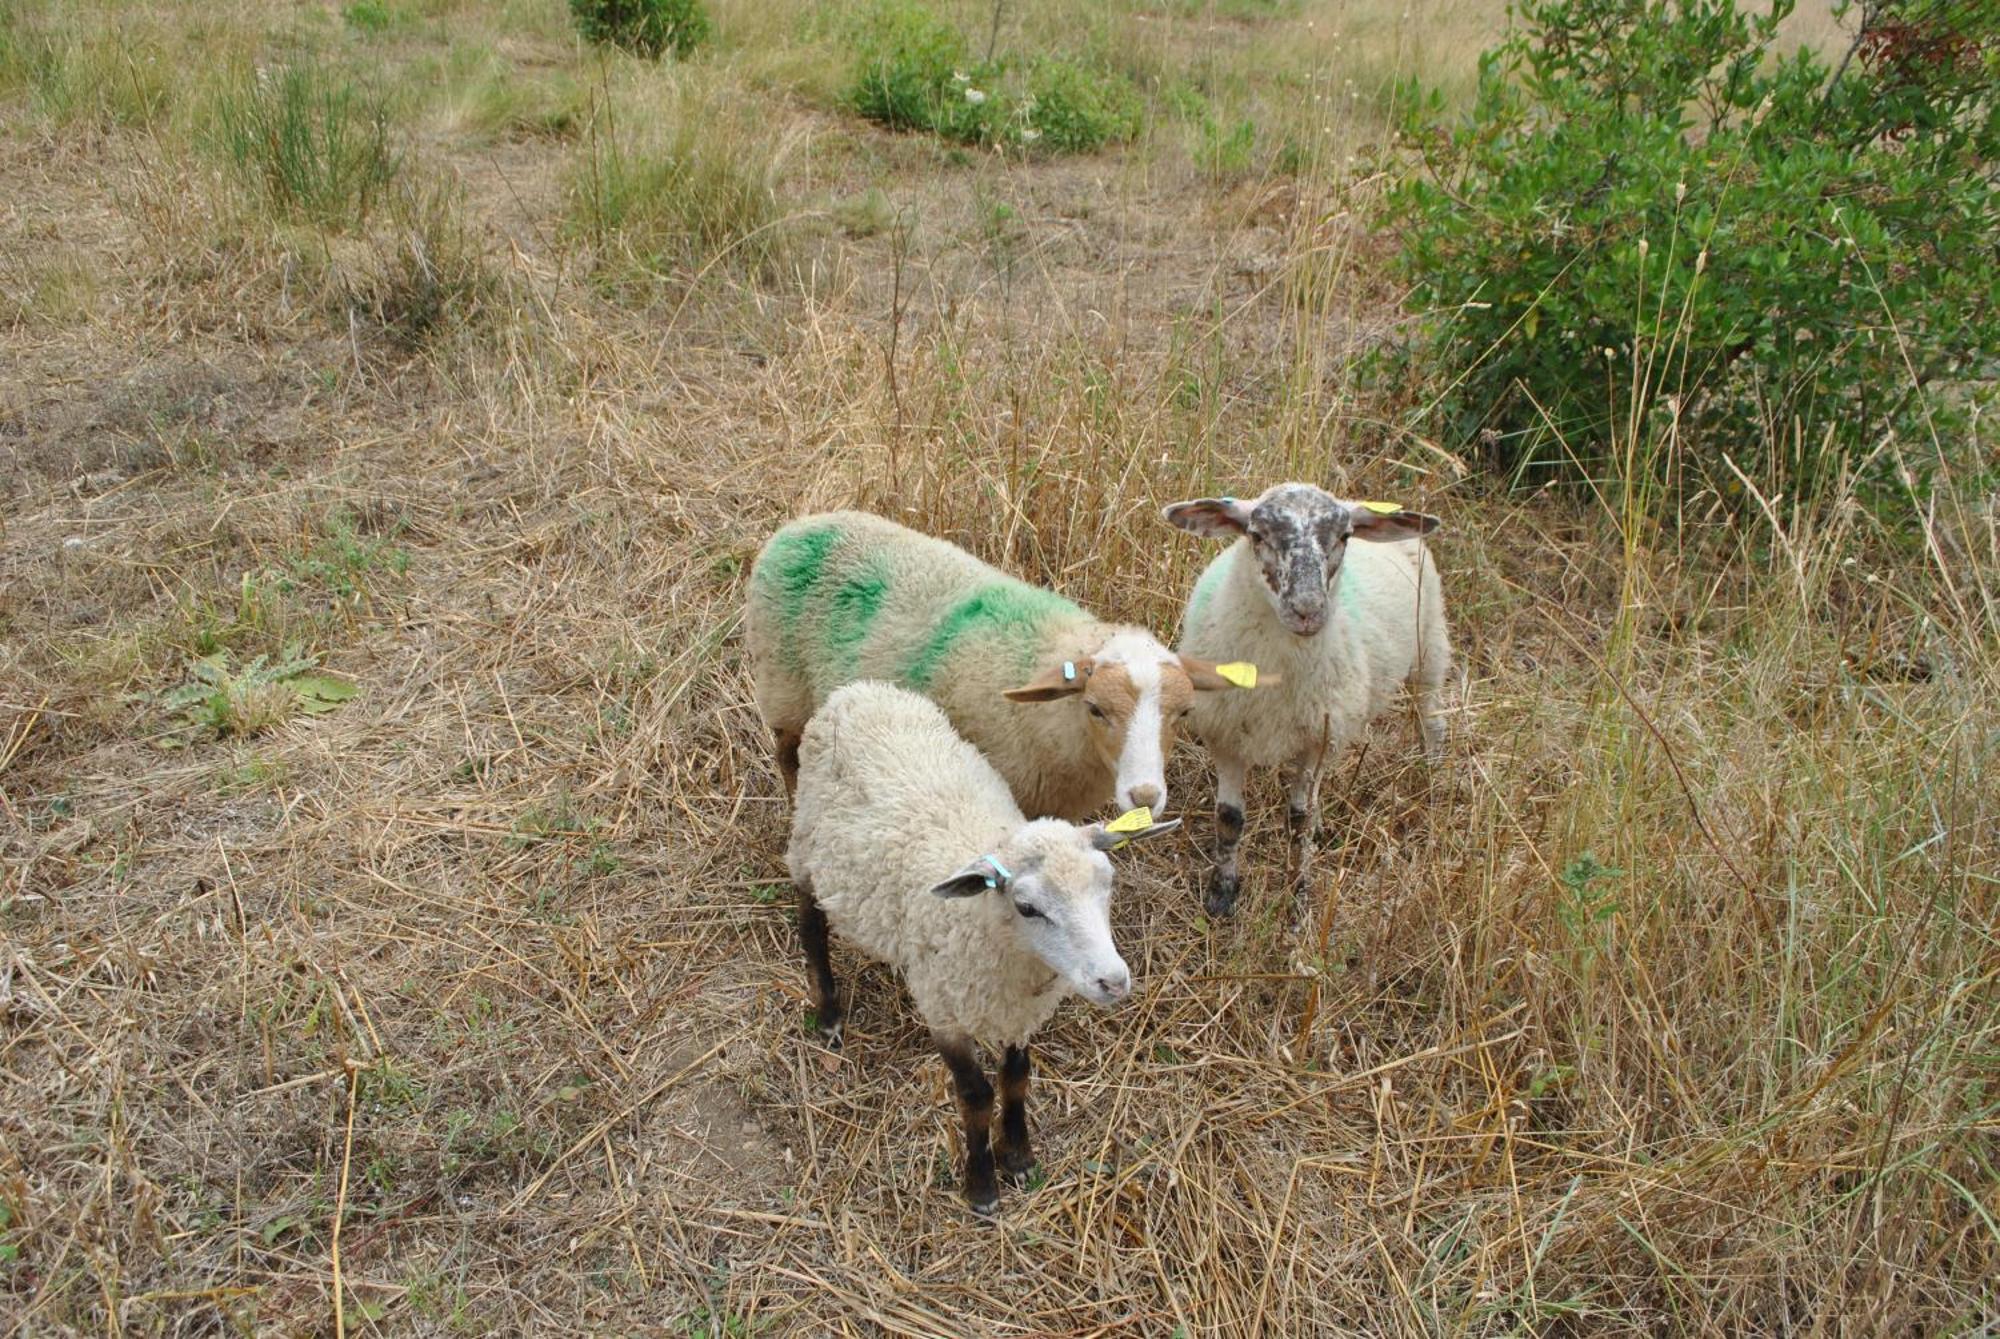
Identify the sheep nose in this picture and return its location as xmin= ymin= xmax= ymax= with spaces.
xmin=1128 ymin=783 xmax=1162 ymax=811
xmin=1095 ymin=969 xmax=1132 ymax=1002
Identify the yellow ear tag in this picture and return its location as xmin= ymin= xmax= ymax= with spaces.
xmin=1214 ymin=661 xmax=1259 ymax=688
xmin=1360 ymin=500 xmax=1404 ymax=515
xmin=1104 ymin=806 xmax=1154 ymax=835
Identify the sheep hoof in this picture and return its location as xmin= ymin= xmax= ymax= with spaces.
xmin=1204 ymin=873 xmax=1241 ymax=918
xmin=998 ymin=1148 xmax=1038 ymax=1184
xmin=808 ymin=1009 xmax=843 ymax=1049
xmin=967 ymin=1190 xmax=1001 ymax=1219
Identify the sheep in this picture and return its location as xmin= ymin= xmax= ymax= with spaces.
xmin=788 ymin=680 xmax=1180 ymax=1216
xmin=746 ymin=509 xmax=1258 ymax=822
xmin=1164 ymin=483 xmax=1450 ymax=916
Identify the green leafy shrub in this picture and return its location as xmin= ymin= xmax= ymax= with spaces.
xmin=1024 ymin=56 xmax=1144 ymax=152
xmin=1381 ymin=0 xmax=2000 ymax=494
xmin=212 ymin=62 xmax=400 ymax=230
xmin=568 ymin=0 xmax=709 ymax=60
xmin=845 ymin=0 xmax=973 ymax=134
xmin=842 ymin=0 xmax=1142 ymax=153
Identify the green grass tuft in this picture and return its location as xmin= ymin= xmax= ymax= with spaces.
xmin=210 ymin=60 xmax=401 ymax=231
xmin=567 ymin=66 xmax=795 ymax=277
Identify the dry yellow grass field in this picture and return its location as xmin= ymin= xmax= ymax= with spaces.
xmin=2 ymin=0 xmax=1993 ymax=1335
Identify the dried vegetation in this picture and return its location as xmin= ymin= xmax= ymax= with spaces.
xmin=1 ymin=0 xmax=1993 ymax=1335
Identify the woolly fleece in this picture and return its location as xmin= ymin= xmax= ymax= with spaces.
xmin=749 ymin=510 xmax=1171 ymax=820
xmin=1178 ymin=514 xmax=1451 ymax=769
xmin=787 ymin=682 xmax=1121 ymax=1049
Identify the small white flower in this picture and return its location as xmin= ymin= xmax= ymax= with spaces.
xmin=965 ymin=87 xmax=987 ymax=104
xmin=952 ymin=70 xmax=969 ymax=84
xmin=1020 ymin=127 xmax=1040 ymax=142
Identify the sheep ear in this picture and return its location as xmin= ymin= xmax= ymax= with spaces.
xmin=1089 ymin=817 xmax=1182 ymax=852
xmin=1162 ymin=497 xmax=1253 ymax=539
xmin=930 ymin=860 xmax=1004 ymax=898
xmin=1002 ymin=657 xmax=1093 ymax=703
xmin=1179 ymin=655 xmax=1279 ymax=692
xmin=1349 ymin=504 xmax=1440 ymax=541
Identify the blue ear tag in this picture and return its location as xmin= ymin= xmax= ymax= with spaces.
xmin=1062 ymin=662 xmax=1076 ymax=682
xmin=1221 ymin=496 xmax=1236 ymax=505
xmin=982 ymin=856 xmax=1012 ymax=888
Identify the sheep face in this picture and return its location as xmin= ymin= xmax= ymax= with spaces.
xmin=1165 ymin=484 xmax=1440 ymax=637
xmin=1001 ymin=629 xmax=1206 ymax=815
xmin=931 ymin=822 xmax=1133 ymax=1004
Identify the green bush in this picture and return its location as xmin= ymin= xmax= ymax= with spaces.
xmin=1024 ymin=56 xmax=1144 ymax=153
xmin=1380 ymin=0 xmax=2000 ymax=494
xmin=568 ymin=0 xmax=709 ymax=60
xmin=212 ymin=62 xmax=400 ymax=231
xmin=842 ymin=0 xmax=1142 ymax=153
xmin=845 ymin=0 xmax=974 ymax=134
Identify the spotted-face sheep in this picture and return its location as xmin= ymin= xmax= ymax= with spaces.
xmin=1166 ymin=483 xmax=1450 ymax=916
xmin=788 ymin=681 xmax=1179 ymax=1216
xmin=747 ymin=510 xmax=1254 ymax=821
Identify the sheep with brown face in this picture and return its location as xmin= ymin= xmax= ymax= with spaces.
xmin=747 ymin=510 xmax=1254 ymax=821
xmin=1167 ymin=484 xmax=1452 ymax=916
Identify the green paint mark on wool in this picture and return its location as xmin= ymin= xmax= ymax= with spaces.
xmin=755 ymin=523 xmax=843 ymax=668
xmin=1186 ymin=561 xmax=1227 ymax=629
xmin=903 ymin=583 xmax=1082 ymax=690
xmin=824 ymin=562 xmax=890 ymax=677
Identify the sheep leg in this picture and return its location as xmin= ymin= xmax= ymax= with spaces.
xmin=1284 ymin=756 xmax=1324 ymax=905
xmin=994 ymin=1044 xmax=1037 ymax=1182
xmin=1206 ymin=753 xmax=1249 ymax=917
xmin=774 ymin=725 xmax=804 ymax=799
xmin=795 ymin=881 xmax=843 ymax=1048
xmin=1415 ymin=681 xmax=1446 ymax=762
xmin=937 ymin=1033 xmax=1000 ymax=1217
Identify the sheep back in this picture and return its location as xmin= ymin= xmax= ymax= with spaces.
xmin=787 ymin=681 xmax=1073 ymax=1046
xmin=748 ymin=511 xmax=1108 ymax=816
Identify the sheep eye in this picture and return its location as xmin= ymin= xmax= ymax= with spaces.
xmin=1015 ymin=903 xmax=1045 ymax=920
xmin=1085 ymin=702 xmax=1107 ymax=721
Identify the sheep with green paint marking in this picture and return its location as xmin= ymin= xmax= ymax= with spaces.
xmin=1166 ymin=483 xmax=1452 ymax=917
xmin=746 ymin=510 xmax=1255 ymax=822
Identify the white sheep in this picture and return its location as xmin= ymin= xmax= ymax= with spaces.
xmin=746 ymin=509 xmax=1255 ymax=821
xmin=788 ymin=681 xmax=1179 ymax=1216
xmin=1165 ymin=484 xmax=1450 ymax=916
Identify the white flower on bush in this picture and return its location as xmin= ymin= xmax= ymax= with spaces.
xmin=965 ymin=87 xmax=987 ymax=104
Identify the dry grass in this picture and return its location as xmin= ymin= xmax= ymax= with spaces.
xmin=3 ymin=0 xmax=1994 ymax=1335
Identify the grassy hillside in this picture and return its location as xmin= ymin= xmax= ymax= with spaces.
xmin=2 ymin=0 xmax=1993 ymax=1334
